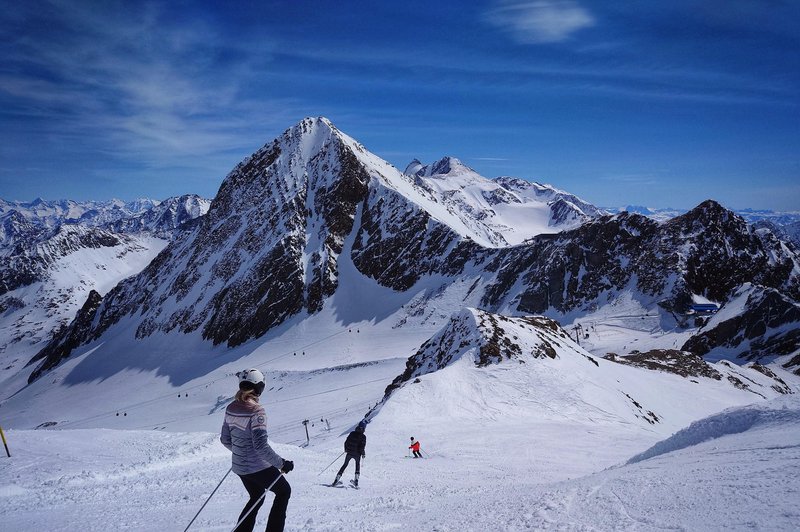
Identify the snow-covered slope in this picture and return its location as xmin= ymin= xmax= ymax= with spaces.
xmin=373 ymin=308 xmax=794 ymax=433
xmin=0 ymin=229 xmax=167 ymax=381
xmin=0 ymin=194 xmax=209 ymax=391
xmin=404 ymin=157 xmax=605 ymax=245
xmin=0 ymin=350 xmax=796 ymax=530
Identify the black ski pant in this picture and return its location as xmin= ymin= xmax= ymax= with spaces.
xmin=234 ymin=466 xmax=291 ymax=532
xmin=336 ymin=452 xmax=361 ymax=476
xmin=412 ymin=449 xmax=422 ymax=458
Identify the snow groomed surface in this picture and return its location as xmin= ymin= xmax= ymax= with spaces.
xmin=1 ymin=396 xmax=798 ymax=530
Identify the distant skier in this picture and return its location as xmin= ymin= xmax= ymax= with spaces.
xmin=221 ymin=368 xmax=294 ymax=532
xmin=332 ymin=423 xmax=367 ymax=488
xmin=409 ymin=436 xmax=422 ymax=458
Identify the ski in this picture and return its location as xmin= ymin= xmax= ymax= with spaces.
xmin=349 ymin=480 xmax=359 ymax=489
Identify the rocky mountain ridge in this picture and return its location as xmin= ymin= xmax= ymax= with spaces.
xmin=0 ymin=195 xmax=209 ymax=376
xmin=370 ymin=308 xmax=794 ymax=430
xmin=22 ymin=117 xmax=800 ymax=384
xmin=613 ymin=205 xmax=800 ymax=247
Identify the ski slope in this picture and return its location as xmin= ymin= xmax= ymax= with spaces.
xmin=1 ymin=395 xmax=797 ymax=530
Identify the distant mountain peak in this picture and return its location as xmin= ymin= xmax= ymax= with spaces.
xmin=409 ymin=156 xmax=476 ymax=178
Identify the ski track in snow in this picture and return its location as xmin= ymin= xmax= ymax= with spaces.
xmin=2 ymin=397 xmax=799 ymax=531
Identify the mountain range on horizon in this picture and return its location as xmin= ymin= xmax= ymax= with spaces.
xmin=0 ymin=116 xmax=798 ymax=437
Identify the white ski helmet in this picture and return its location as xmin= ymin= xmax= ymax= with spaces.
xmin=237 ymin=368 xmax=265 ymax=396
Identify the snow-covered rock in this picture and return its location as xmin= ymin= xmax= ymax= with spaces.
xmin=374 ymin=308 xmax=793 ymax=430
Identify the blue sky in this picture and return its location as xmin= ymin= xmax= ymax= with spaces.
xmin=1 ymin=1 xmax=798 ymax=211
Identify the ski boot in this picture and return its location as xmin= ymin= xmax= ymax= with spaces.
xmin=331 ymin=474 xmax=342 ymax=487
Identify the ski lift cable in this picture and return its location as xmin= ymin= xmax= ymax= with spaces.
xmin=56 ymin=328 xmax=352 ymax=429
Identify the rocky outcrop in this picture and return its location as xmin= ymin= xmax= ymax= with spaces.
xmin=681 ymin=286 xmax=800 ymax=363
xmin=27 ymin=290 xmax=103 ymax=383
xmin=383 ymin=308 xmax=581 ymax=397
xmin=604 ymin=350 xmax=724 ymax=380
xmin=479 ymin=202 xmax=799 ymax=320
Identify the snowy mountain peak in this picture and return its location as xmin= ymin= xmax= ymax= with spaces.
xmin=403 ymin=158 xmax=424 ymax=176
xmin=411 ymin=156 xmax=476 ymax=178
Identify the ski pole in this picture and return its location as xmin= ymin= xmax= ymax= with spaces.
xmin=0 ymin=426 xmax=10 ymax=457
xmin=317 ymin=451 xmax=345 ymax=476
xmin=183 ymin=467 xmax=232 ymax=532
xmin=230 ymin=472 xmax=284 ymax=532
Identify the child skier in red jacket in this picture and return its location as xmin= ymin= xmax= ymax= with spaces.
xmin=409 ymin=437 xmax=422 ymax=458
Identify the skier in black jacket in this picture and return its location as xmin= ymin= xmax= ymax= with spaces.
xmin=332 ymin=424 xmax=366 ymax=487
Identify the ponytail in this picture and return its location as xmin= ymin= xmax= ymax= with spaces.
xmin=235 ymin=389 xmax=260 ymax=403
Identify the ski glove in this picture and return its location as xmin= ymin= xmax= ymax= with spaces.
xmin=281 ymin=460 xmax=294 ymax=474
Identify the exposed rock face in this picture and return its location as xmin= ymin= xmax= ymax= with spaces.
xmin=27 ymin=290 xmax=103 ymax=382
xmin=603 ymin=349 xmax=794 ymax=397
xmin=750 ymin=362 xmax=794 ymax=394
xmin=479 ymin=202 xmax=799 ymax=321
xmin=603 ymin=350 xmax=724 ymax=380
xmin=350 ymin=185 xmax=473 ymax=291
xmin=681 ymin=286 xmax=800 ymax=365
xmin=383 ymin=308 xmax=585 ymax=396
xmin=78 ymin=118 xmax=374 ymax=348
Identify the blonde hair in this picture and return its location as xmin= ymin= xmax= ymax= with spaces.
xmin=235 ymin=389 xmax=260 ymax=403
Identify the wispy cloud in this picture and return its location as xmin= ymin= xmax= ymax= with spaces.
xmin=485 ymin=1 xmax=595 ymax=44
xmin=0 ymin=1 xmax=301 ymax=175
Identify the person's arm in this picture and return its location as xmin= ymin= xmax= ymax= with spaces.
xmin=250 ymin=407 xmax=285 ymax=469
xmin=220 ymin=420 xmax=232 ymax=451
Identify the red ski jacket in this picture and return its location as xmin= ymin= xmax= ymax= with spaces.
xmin=409 ymin=441 xmax=420 ymax=451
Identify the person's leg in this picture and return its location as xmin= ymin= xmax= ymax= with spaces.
xmin=234 ymin=474 xmax=266 ymax=532
xmin=353 ymin=454 xmax=362 ymax=486
xmin=265 ymin=473 xmax=291 ymax=532
xmin=334 ymin=454 xmax=352 ymax=483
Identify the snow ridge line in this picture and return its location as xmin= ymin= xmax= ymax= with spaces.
xmin=627 ymin=399 xmax=800 ymax=464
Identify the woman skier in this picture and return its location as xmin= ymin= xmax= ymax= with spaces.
xmin=332 ymin=423 xmax=367 ymax=488
xmin=221 ymin=368 xmax=294 ymax=532
xmin=409 ymin=436 xmax=422 ymax=458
